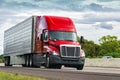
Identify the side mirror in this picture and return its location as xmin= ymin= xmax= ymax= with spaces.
xmin=40 ymin=34 xmax=43 ymax=41
xmin=43 ymin=30 xmax=48 ymax=42
xmin=80 ymin=36 xmax=84 ymax=44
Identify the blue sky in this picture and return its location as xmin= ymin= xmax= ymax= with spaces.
xmin=0 ymin=0 xmax=120 ymax=54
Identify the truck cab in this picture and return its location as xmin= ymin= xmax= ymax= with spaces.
xmin=36 ymin=16 xmax=85 ymax=70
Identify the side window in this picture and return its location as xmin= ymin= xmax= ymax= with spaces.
xmin=43 ymin=30 xmax=48 ymax=41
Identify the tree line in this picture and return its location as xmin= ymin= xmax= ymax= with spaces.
xmin=0 ymin=35 xmax=120 ymax=60
xmin=0 ymin=55 xmax=4 ymax=63
xmin=79 ymin=35 xmax=120 ymax=58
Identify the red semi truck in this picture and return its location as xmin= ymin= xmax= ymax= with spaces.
xmin=4 ymin=16 xmax=85 ymax=70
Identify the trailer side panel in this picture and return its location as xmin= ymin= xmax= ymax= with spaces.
xmin=4 ymin=17 xmax=33 ymax=56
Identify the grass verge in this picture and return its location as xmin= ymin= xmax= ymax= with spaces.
xmin=0 ymin=71 xmax=47 ymax=80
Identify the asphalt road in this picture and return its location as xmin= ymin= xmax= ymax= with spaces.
xmin=0 ymin=65 xmax=120 ymax=80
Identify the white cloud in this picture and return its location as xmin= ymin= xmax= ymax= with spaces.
xmin=94 ymin=22 xmax=113 ymax=30
xmin=0 ymin=0 xmax=120 ymax=54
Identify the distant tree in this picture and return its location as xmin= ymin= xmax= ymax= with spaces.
xmin=78 ymin=36 xmax=100 ymax=58
xmin=0 ymin=55 xmax=4 ymax=63
xmin=83 ymin=40 xmax=100 ymax=57
xmin=99 ymin=35 xmax=120 ymax=57
xmin=78 ymin=35 xmax=120 ymax=58
xmin=99 ymin=35 xmax=117 ymax=44
xmin=94 ymin=44 xmax=100 ymax=57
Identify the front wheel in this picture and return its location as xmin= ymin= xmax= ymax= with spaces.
xmin=54 ymin=65 xmax=62 ymax=69
xmin=45 ymin=55 xmax=51 ymax=68
xmin=76 ymin=65 xmax=84 ymax=70
xmin=45 ymin=55 xmax=62 ymax=69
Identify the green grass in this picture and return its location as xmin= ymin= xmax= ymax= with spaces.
xmin=0 ymin=71 xmax=47 ymax=80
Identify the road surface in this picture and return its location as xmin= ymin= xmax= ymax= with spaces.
xmin=0 ymin=64 xmax=120 ymax=80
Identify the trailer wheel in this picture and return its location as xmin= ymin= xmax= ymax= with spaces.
xmin=4 ymin=57 xmax=12 ymax=66
xmin=76 ymin=65 xmax=84 ymax=70
xmin=23 ymin=55 xmax=26 ymax=67
xmin=23 ymin=54 xmax=34 ymax=67
xmin=23 ymin=55 xmax=29 ymax=67
xmin=22 ymin=64 xmax=26 ymax=67
xmin=29 ymin=55 xmax=33 ymax=67
xmin=5 ymin=57 xmax=8 ymax=66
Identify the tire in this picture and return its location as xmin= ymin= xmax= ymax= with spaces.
xmin=4 ymin=57 xmax=12 ymax=66
xmin=29 ymin=55 xmax=33 ymax=67
xmin=25 ymin=54 xmax=40 ymax=68
xmin=29 ymin=54 xmax=39 ymax=68
xmin=45 ymin=54 xmax=55 ymax=68
xmin=76 ymin=65 xmax=84 ymax=70
xmin=45 ymin=55 xmax=52 ymax=68
xmin=54 ymin=65 xmax=62 ymax=69
xmin=22 ymin=55 xmax=26 ymax=67
xmin=45 ymin=55 xmax=61 ymax=69
xmin=22 ymin=64 xmax=26 ymax=67
xmin=23 ymin=55 xmax=29 ymax=67
xmin=4 ymin=57 xmax=8 ymax=66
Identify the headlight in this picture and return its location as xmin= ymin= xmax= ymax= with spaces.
xmin=80 ymin=50 xmax=85 ymax=57
xmin=52 ymin=51 xmax=59 ymax=55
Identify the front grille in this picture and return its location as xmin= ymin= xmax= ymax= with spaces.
xmin=60 ymin=45 xmax=80 ymax=58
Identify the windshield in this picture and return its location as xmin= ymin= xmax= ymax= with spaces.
xmin=50 ymin=31 xmax=77 ymax=41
